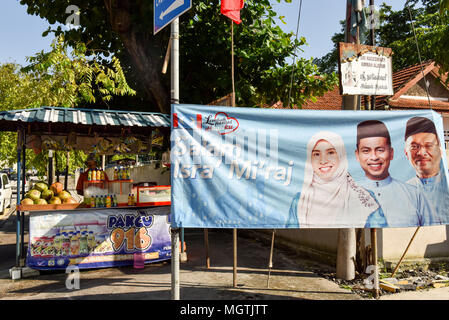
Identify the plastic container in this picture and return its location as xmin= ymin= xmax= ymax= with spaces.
xmin=133 ymin=252 xmax=145 ymax=269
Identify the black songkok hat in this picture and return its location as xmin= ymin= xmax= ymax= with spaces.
xmin=357 ymin=120 xmax=391 ymax=146
xmin=405 ymin=117 xmax=437 ymax=141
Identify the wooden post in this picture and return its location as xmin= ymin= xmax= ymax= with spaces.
xmin=204 ymin=228 xmax=210 ymax=268
xmin=391 ymin=227 xmax=421 ymax=277
xmin=266 ymin=229 xmax=276 ymax=288
xmin=371 ymin=228 xmax=379 ymax=298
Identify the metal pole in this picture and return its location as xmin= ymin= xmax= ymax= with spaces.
xmin=170 ymin=17 xmax=180 ymax=300
xmin=370 ymin=0 xmax=376 ymax=110
xmin=233 ymin=228 xmax=237 ymax=287
xmin=20 ymin=134 xmax=26 ymax=263
xmin=171 ymin=18 xmax=179 ymax=104
xmin=15 ymin=129 xmax=22 ymax=267
xmin=171 ymin=227 xmax=180 ymax=300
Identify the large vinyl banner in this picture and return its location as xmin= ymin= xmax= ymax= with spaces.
xmin=171 ymin=104 xmax=449 ymax=229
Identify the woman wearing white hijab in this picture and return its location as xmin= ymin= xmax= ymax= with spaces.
xmin=287 ymin=131 xmax=385 ymax=228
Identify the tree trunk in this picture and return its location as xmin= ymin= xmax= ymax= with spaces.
xmin=104 ymin=0 xmax=170 ymax=114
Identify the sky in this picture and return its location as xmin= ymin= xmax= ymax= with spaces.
xmin=0 ymin=0 xmax=406 ymax=66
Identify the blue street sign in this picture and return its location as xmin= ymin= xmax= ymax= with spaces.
xmin=154 ymin=0 xmax=192 ymax=34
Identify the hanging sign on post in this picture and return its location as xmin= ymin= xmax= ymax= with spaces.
xmin=154 ymin=0 xmax=191 ymax=34
xmin=339 ymin=43 xmax=394 ymax=96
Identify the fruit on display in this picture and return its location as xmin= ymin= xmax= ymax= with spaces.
xmin=57 ymin=190 xmax=71 ymax=201
xmin=21 ymin=198 xmax=34 ymax=205
xmin=27 ymin=189 xmax=41 ymax=201
xmin=34 ymin=182 xmax=49 ymax=192
xmin=63 ymin=197 xmax=77 ymax=204
xmin=34 ymin=198 xmax=48 ymax=205
xmin=48 ymin=196 xmax=62 ymax=204
xmin=50 ymin=182 xmax=64 ymax=195
xmin=41 ymin=189 xmax=54 ymax=201
xmin=20 ymin=181 xmax=78 ymax=206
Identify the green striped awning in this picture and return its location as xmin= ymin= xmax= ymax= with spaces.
xmin=0 ymin=107 xmax=170 ymax=135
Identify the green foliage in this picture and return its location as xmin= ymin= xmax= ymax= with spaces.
xmin=315 ymin=1 xmax=449 ymax=78
xmin=0 ymin=36 xmax=135 ymax=174
xmin=22 ymin=35 xmax=136 ymax=107
xmin=20 ymin=0 xmax=337 ymax=110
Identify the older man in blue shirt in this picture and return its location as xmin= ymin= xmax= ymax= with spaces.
xmin=404 ymin=116 xmax=449 ymax=225
xmin=355 ymin=120 xmax=435 ymax=228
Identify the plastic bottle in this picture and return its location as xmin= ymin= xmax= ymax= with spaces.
xmin=128 ymin=194 xmax=133 ymax=206
xmin=113 ymin=194 xmax=118 ymax=207
xmin=87 ymin=170 xmax=92 ymax=181
xmin=100 ymin=169 xmax=105 ymax=181
xmin=125 ymin=167 xmax=130 ymax=180
xmin=91 ymin=168 xmax=96 ymax=181
xmin=106 ymin=194 xmax=111 ymax=208
xmin=113 ymin=167 xmax=118 ymax=180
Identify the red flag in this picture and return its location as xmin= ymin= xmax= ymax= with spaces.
xmin=221 ymin=0 xmax=244 ymax=24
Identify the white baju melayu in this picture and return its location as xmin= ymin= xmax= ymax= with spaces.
xmin=407 ymin=169 xmax=449 ymax=225
xmin=360 ymin=175 xmax=435 ymax=227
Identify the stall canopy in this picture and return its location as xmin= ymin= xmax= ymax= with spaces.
xmin=0 ymin=106 xmax=171 ymax=155
xmin=0 ymin=106 xmax=171 ymax=135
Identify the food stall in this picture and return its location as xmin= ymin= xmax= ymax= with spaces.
xmin=0 ymin=106 xmax=172 ymax=271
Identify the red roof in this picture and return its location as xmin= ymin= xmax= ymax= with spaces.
xmin=302 ymin=85 xmax=342 ymax=110
xmin=264 ymin=60 xmax=449 ymax=111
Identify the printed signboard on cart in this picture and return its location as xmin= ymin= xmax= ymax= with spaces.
xmin=27 ymin=207 xmax=171 ymax=270
xmin=171 ymin=104 xmax=449 ymax=229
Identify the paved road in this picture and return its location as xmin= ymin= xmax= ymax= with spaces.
xmin=0 ymin=204 xmax=362 ymax=300
xmin=1 ymin=200 xmax=448 ymax=301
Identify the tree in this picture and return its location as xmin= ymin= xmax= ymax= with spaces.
xmin=0 ymin=35 xmax=136 ymax=176
xmin=315 ymin=0 xmax=449 ymax=77
xmin=20 ymin=0 xmax=337 ymax=112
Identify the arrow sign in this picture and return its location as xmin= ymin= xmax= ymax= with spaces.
xmin=154 ymin=0 xmax=192 ymax=34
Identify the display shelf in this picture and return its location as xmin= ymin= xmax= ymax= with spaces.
xmin=18 ymin=203 xmax=170 ymax=213
xmin=17 ymin=203 xmax=88 ymax=212
xmin=109 ymin=179 xmax=133 ymax=183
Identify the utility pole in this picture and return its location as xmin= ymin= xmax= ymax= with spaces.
xmin=337 ymin=0 xmax=362 ymax=281
xmin=171 ymin=17 xmax=180 ymax=300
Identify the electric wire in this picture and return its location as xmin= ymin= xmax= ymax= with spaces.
xmin=406 ymin=4 xmax=432 ymax=109
xmin=287 ymin=0 xmax=303 ymax=108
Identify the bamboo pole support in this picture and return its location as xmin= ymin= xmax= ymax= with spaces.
xmin=391 ymin=227 xmax=421 ymax=277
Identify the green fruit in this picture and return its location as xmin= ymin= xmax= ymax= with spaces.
xmin=34 ymin=198 xmax=48 ymax=205
xmin=41 ymin=189 xmax=54 ymax=200
xmin=34 ymin=182 xmax=48 ymax=192
xmin=27 ymin=189 xmax=41 ymax=201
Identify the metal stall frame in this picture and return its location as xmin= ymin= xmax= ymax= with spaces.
xmin=0 ymin=106 xmax=172 ymax=273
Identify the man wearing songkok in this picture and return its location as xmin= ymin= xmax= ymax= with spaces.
xmin=355 ymin=120 xmax=435 ymax=227
xmin=404 ymin=116 xmax=449 ymax=224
